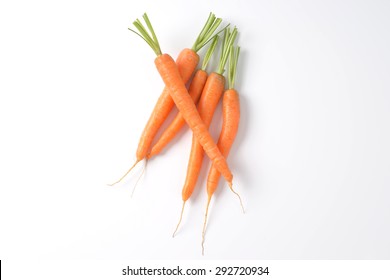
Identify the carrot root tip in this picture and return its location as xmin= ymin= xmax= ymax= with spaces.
xmin=228 ymin=182 xmax=245 ymax=213
xmin=130 ymin=159 xmax=147 ymax=198
xmin=108 ymin=159 xmax=142 ymax=187
xmin=172 ymin=201 xmax=186 ymax=238
xmin=201 ymin=196 xmax=212 ymax=256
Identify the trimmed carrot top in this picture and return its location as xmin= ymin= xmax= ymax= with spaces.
xmin=129 ymin=12 xmax=225 ymax=57
xmin=217 ymin=27 xmax=238 ymax=75
xmin=201 ymin=35 xmax=219 ymax=71
xmin=129 ymin=13 xmax=162 ymax=56
xmin=228 ymin=44 xmax=240 ymax=89
xmin=191 ymin=13 xmax=222 ymax=52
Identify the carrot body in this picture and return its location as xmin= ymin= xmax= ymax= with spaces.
xmin=182 ymin=72 xmax=225 ymax=200
xmin=207 ymin=89 xmax=240 ymax=197
xmin=154 ymin=54 xmax=233 ymax=183
xmin=136 ymin=48 xmax=199 ymax=161
xmin=148 ymin=69 xmax=208 ymax=159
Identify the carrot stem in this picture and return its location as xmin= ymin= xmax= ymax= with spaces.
xmin=201 ymin=35 xmax=219 ymax=71
xmin=129 ymin=13 xmax=162 ymax=56
xmin=229 ymin=46 xmax=240 ymax=89
xmin=192 ymin=13 xmax=222 ymax=52
xmin=196 ymin=13 xmax=215 ymax=44
xmin=142 ymin=13 xmax=160 ymax=53
xmin=201 ymin=23 xmax=230 ymax=48
xmin=217 ymin=27 xmax=238 ymax=75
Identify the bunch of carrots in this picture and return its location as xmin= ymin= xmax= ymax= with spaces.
xmin=110 ymin=13 xmax=244 ymax=255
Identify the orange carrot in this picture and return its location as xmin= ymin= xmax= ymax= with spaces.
xmin=173 ymin=28 xmax=237 ymax=237
xmin=148 ymin=35 xmax=219 ymax=159
xmin=205 ymin=91 xmax=240 ymax=197
xmin=202 ymin=45 xmax=243 ymax=255
xmin=109 ymin=13 xmax=222 ymax=186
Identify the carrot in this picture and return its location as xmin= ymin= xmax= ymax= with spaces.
xmin=109 ymin=13 xmax=223 ymax=186
xmin=173 ymin=28 xmax=238 ymax=237
xmin=130 ymin=14 xmax=234 ymax=182
xmin=201 ymin=45 xmax=243 ymax=255
xmin=147 ymin=35 xmax=219 ymax=159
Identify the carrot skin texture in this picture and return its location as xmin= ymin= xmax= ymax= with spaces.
xmin=182 ymin=72 xmax=225 ymax=201
xmin=148 ymin=69 xmax=208 ymax=159
xmin=136 ymin=48 xmax=199 ymax=161
xmin=154 ymin=54 xmax=233 ymax=183
xmin=207 ymin=89 xmax=240 ymax=197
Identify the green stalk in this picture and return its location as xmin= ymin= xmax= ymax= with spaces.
xmin=201 ymin=23 xmax=230 ymax=48
xmin=228 ymin=45 xmax=240 ymax=89
xmin=201 ymin=35 xmax=219 ymax=71
xmin=192 ymin=13 xmax=223 ymax=52
xmin=193 ymin=13 xmax=216 ymax=48
xmin=142 ymin=13 xmax=161 ymax=54
xmin=128 ymin=13 xmax=162 ymax=56
xmin=216 ymin=27 xmax=238 ymax=75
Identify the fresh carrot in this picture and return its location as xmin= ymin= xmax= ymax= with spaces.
xmin=172 ymin=28 xmax=238 ymax=237
xmin=147 ymin=35 xmax=219 ymax=159
xmin=129 ymin=13 xmax=234 ymax=183
xmin=109 ymin=13 xmax=223 ymax=186
xmin=201 ymin=45 xmax=244 ymax=255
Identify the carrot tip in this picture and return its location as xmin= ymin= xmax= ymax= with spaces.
xmin=201 ymin=196 xmax=212 ymax=256
xmin=108 ymin=159 xmax=142 ymax=186
xmin=130 ymin=159 xmax=147 ymax=198
xmin=172 ymin=201 xmax=186 ymax=237
xmin=228 ymin=182 xmax=245 ymax=213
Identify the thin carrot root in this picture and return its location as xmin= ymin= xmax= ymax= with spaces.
xmin=201 ymin=196 xmax=212 ymax=256
xmin=108 ymin=159 xmax=142 ymax=186
xmin=228 ymin=182 xmax=245 ymax=213
xmin=172 ymin=201 xmax=186 ymax=237
xmin=131 ymin=159 xmax=147 ymax=198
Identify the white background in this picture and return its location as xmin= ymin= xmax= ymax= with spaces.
xmin=3 ymin=260 xmax=390 ymax=280
xmin=1 ymin=0 xmax=389 ymax=260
